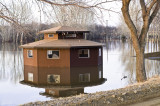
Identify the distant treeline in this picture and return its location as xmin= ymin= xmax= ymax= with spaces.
xmin=0 ymin=23 xmax=120 ymax=43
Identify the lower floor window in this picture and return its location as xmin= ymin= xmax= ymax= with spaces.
xmin=47 ymin=74 xmax=60 ymax=84
xmin=28 ymin=73 xmax=33 ymax=82
xmin=79 ymin=73 xmax=90 ymax=82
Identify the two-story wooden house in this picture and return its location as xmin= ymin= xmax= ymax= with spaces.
xmin=20 ymin=26 xmax=103 ymax=86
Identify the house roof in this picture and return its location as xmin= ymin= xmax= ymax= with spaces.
xmin=20 ymin=39 xmax=103 ymax=49
xmin=38 ymin=26 xmax=89 ymax=34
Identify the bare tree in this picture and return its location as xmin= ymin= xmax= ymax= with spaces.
xmin=121 ymin=0 xmax=160 ymax=82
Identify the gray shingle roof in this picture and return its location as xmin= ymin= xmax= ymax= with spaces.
xmin=20 ymin=39 xmax=102 ymax=48
xmin=39 ymin=26 xmax=89 ymax=34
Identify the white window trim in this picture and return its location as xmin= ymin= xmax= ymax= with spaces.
xmin=48 ymin=34 xmax=54 ymax=38
xmin=99 ymin=48 xmax=101 ymax=57
xmin=27 ymin=50 xmax=33 ymax=58
xmin=99 ymin=71 xmax=102 ymax=79
xmin=78 ymin=49 xmax=90 ymax=58
xmin=47 ymin=50 xmax=60 ymax=59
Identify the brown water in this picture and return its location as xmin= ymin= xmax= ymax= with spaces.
xmin=0 ymin=40 xmax=160 ymax=105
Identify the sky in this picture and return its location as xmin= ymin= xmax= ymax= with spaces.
xmin=93 ymin=1 xmax=122 ymax=26
xmin=1 ymin=0 xmax=122 ymax=26
xmin=31 ymin=0 xmax=122 ymax=26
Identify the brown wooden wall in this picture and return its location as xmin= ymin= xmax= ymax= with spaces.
xmin=70 ymin=47 xmax=100 ymax=67
xmin=23 ymin=47 xmax=103 ymax=85
xmin=38 ymin=67 xmax=71 ymax=85
xmin=37 ymin=48 xmax=70 ymax=68
xmin=24 ymin=66 xmax=39 ymax=84
xmin=70 ymin=66 xmax=99 ymax=84
xmin=44 ymin=33 xmax=58 ymax=40
xmin=23 ymin=49 xmax=38 ymax=66
xmin=45 ymin=88 xmax=84 ymax=97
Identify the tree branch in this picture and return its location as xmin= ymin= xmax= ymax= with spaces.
xmin=140 ymin=0 xmax=147 ymax=19
xmin=121 ymin=0 xmax=140 ymax=52
xmin=139 ymin=0 xmax=160 ymax=48
xmin=38 ymin=0 xmax=120 ymax=13
xmin=147 ymin=0 xmax=157 ymax=14
xmin=149 ymin=1 xmax=160 ymax=25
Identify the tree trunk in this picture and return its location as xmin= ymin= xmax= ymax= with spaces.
xmin=136 ymin=50 xmax=147 ymax=82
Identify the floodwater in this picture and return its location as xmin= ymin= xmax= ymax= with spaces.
xmin=0 ymin=40 xmax=160 ymax=105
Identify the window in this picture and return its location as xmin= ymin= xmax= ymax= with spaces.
xmin=99 ymin=71 xmax=102 ymax=79
xmin=47 ymin=75 xmax=60 ymax=84
xmin=27 ymin=50 xmax=33 ymax=58
xmin=66 ymin=34 xmax=76 ymax=37
xmin=28 ymin=73 xmax=33 ymax=82
xmin=99 ymin=48 xmax=101 ymax=56
xmin=47 ymin=50 xmax=60 ymax=59
xmin=78 ymin=49 xmax=90 ymax=58
xmin=79 ymin=73 xmax=90 ymax=82
xmin=48 ymin=34 xmax=54 ymax=37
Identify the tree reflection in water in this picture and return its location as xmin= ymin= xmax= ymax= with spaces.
xmin=120 ymin=39 xmax=160 ymax=85
xmin=0 ymin=43 xmax=24 ymax=83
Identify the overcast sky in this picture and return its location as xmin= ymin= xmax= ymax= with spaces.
xmin=2 ymin=0 xmax=122 ymax=26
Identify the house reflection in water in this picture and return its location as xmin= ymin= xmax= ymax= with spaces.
xmin=20 ymin=26 xmax=105 ymax=97
xmin=40 ymin=87 xmax=84 ymax=97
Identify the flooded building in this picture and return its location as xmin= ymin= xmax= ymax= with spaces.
xmin=20 ymin=26 xmax=103 ymax=86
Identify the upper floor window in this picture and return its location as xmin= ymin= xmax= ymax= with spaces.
xmin=47 ymin=50 xmax=60 ymax=59
xmin=78 ymin=49 xmax=90 ymax=58
xmin=27 ymin=50 xmax=33 ymax=58
xmin=99 ymin=48 xmax=101 ymax=56
xmin=66 ymin=34 xmax=76 ymax=38
xmin=48 ymin=34 xmax=54 ymax=38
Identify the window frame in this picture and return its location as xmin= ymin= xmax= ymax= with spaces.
xmin=47 ymin=50 xmax=60 ymax=59
xmin=27 ymin=50 xmax=33 ymax=58
xmin=78 ymin=49 xmax=90 ymax=58
xmin=48 ymin=34 xmax=54 ymax=38
xmin=99 ymin=48 xmax=101 ymax=56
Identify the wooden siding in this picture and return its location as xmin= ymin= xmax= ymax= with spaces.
xmin=45 ymin=88 xmax=84 ymax=97
xmin=23 ymin=49 xmax=38 ymax=66
xmin=44 ymin=33 xmax=58 ymax=40
xmin=23 ymin=47 xmax=103 ymax=85
xmin=70 ymin=47 xmax=99 ymax=67
xmin=38 ymin=67 xmax=71 ymax=85
xmin=24 ymin=66 xmax=39 ymax=84
xmin=70 ymin=66 xmax=101 ymax=84
xmin=37 ymin=48 xmax=70 ymax=68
